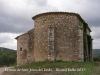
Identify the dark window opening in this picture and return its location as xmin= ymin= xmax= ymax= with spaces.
xmin=20 ymin=47 xmax=22 ymax=51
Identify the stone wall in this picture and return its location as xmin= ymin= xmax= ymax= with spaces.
xmin=78 ymin=25 xmax=84 ymax=61
xmin=16 ymin=29 xmax=34 ymax=66
xmin=32 ymin=12 xmax=85 ymax=62
xmin=17 ymin=33 xmax=29 ymax=66
xmin=27 ymin=29 xmax=34 ymax=63
xmin=16 ymin=12 xmax=92 ymax=66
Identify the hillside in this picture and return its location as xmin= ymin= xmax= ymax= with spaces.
xmin=93 ymin=49 xmax=100 ymax=57
xmin=0 ymin=47 xmax=17 ymax=67
xmin=0 ymin=47 xmax=16 ymax=51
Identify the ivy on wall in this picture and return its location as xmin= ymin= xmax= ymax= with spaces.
xmin=87 ymin=35 xmax=92 ymax=61
xmin=78 ymin=20 xmax=83 ymax=27
xmin=83 ymin=23 xmax=88 ymax=61
xmin=83 ymin=32 xmax=88 ymax=61
xmin=83 ymin=23 xmax=92 ymax=61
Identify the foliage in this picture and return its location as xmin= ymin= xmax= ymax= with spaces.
xmin=78 ymin=20 xmax=83 ymax=27
xmin=83 ymin=32 xmax=88 ymax=61
xmin=93 ymin=56 xmax=100 ymax=61
xmin=87 ymin=35 xmax=92 ymax=61
xmin=0 ymin=47 xmax=16 ymax=67
xmin=83 ymin=23 xmax=92 ymax=61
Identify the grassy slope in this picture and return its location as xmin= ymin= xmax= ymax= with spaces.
xmin=1 ymin=48 xmax=100 ymax=75
xmin=2 ymin=61 xmax=100 ymax=75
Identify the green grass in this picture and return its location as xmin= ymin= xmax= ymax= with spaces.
xmin=17 ymin=61 xmax=93 ymax=68
xmin=13 ymin=61 xmax=100 ymax=75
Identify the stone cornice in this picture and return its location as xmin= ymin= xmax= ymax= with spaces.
xmin=32 ymin=12 xmax=91 ymax=32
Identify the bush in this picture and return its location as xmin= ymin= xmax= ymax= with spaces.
xmin=0 ymin=51 xmax=16 ymax=67
xmin=93 ymin=56 xmax=100 ymax=62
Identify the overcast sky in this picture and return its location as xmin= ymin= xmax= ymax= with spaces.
xmin=0 ymin=0 xmax=100 ymax=50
